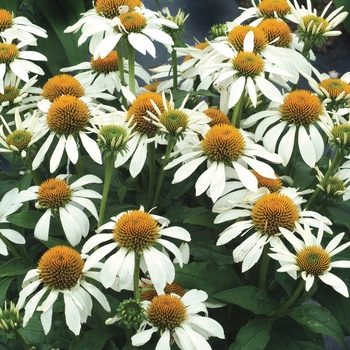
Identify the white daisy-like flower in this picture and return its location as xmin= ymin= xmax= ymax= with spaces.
xmin=31 ymin=93 xmax=104 ymax=173
xmin=0 ymin=40 xmax=47 ymax=93
xmin=0 ymin=109 xmax=46 ymax=158
xmin=243 ymin=89 xmax=326 ymax=167
xmin=269 ymin=222 xmax=350 ymax=297
xmin=0 ymin=8 xmax=47 ymax=44
xmin=17 ymin=174 xmax=102 ymax=246
xmin=0 ymin=188 xmax=25 ymax=256
xmin=306 ymin=66 xmax=350 ymax=114
xmin=65 ymin=3 xmax=177 ymax=59
xmin=0 ymin=75 xmax=42 ymax=113
xmin=115 ymin=90 xmax=169 ymax=177
xmin=165 ymin=123 xmax=282 ymax=202
xmin=131 ymin=289 xmax=225 ymax=350
xmin=60 ymin=50 xmax=151 ymax=94
xmin=215 ymin=187 xmax=332 ymax=272
xmin=17 ymin=245 xmax=111 ymax=335
xmin=146 ymin=91 xmax=211 ymax=143
xmin=198 ymin=30 xmax=287 ymax=109
xmin=227 ymin=0 xmax=293 ymax=27
xmin=82 ymin=206 xmax=191 ymax=295
xmin=288 ymin=0 xmax=348 ymax=44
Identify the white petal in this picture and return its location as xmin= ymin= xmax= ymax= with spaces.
xmin=0 ymin=229 xmax=25 ymax=244
xmin=101 ymin=248 xmax=128 ymax=288
xmin=156 ymin=329 xmax=171 ymax=350
xmin=63 ymin=293 xmax=81 ymax=335
xmin=319 ymin=272 xmax=349 ymax=297
xmin=50 ymin=135 xmax=66 ymax=173
xmin=233 ymin=162 xmax=258 ymax=192
xmin=34 ymin=209 xmax=52 ymax=241
xmin=172 ymin=156 xmax=207 ymax=184
xmin=298 ymin=126 xmax=315 ymax=167
xmin=79 ymin=132 xmax=102 ymax=164
xmin=132 ymin=328 xmax=157 ymax=346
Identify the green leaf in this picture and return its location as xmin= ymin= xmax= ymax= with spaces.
xmin=0 ymin=258 xmax=29 ymax=278
xmin=328 ymin=202 xmax=350 ymax=231
xmin=267 ymin=333 xmax=324 ymax=350
xmin=229 ymin=318 xmax=272 ymax=350
xmin=214 ymin=285 xmax=277 ymax=315
xmin=175 ymin=262 xmax=242 ymax=303
xmin=334 ymin=0 xmax=350 ymax=33
xmin=69 ymin=328 xmax=117 ymax=350
xmin=7 ymin=210 xmax=43 ymax=229
xmin=288 ymin=304 xmax=345 ymax=348
xmin=0 ymin=276 xmax=14 ymax=305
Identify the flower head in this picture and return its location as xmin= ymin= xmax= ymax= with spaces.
xmin=17 ymin=245 xmax=110 ymax=335
xmin=82 ymin=206 xmax=191 ymax=294
xmin=132 ymin=289 xmax=225 ymax=350
xmin=0 ymin=301 xmax=20 ymax=333
xmin=269 ymin=222 xmax=350 ymax=296
xmin=17 ymin=174 xmax=102 ymax=246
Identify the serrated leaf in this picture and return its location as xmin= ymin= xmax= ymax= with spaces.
xmin=0 ymin=257 xmax=30 ymax=278
xmin=288 ymin=304 xmax=345 ymax=348
xmin=214 ymin=285 xmax=277 ymax=315
xmin=7 ymin=210 xmax=43 ymax=229
xmin=229 ymin=318 xmax=272 ymax=350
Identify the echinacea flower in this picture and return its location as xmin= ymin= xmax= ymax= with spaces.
xmin=243 ymin=89 xmax=326 ymax=167
xmin=165 ymin=123 xmax=282 ymax=202
xmin=17 ymin=174 xmax=102 ymax=246
xmin=0 ymin=8 xmax=47 ymax=44
xmin=17 ymin=245 xmax=111 ymax=335
xmin=131 ymin=289 xmax=225 ymax=350
xmin=0 ymin=188 xmax=25 ymax=256
xmin=60 ymin=50 xmax=151 ymax=94
xmin=82 ymin=206 xmax=191 ymax=294
xmin=0 ymin=41 xmax=47 ymax=93
xmin=32 ymin=94 xmax=103 ymax=173
xmin=269 ymin=222 xmax=350 ymax=296
xmin=0 ymin=109 xmax=46 ymax=158
xmin=288 ymin=0 xmax=348 ymax=48
xmin=65 ymin=2 xmax=177 ymax=59
xmin=215 ymin=187 xmax=332 ymax=272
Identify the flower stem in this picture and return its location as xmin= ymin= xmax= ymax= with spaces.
xmin=75 ymin=151 xmax=84 ymax=178
xmin=117 ymin=40 xmax=127 ymax=109
xmin=231 ymin=94 xmax=244 ymax=127
xmin=305 ymin=150 xmax=344 ymax=210
xmin=258 ymin=245 xmax=270 ymax=291
xmin=98 ymin=154 xmax=115 ymax=228
xmin=147 ymin=142 xmax=156 ymax=211
xmin=275 ymin=279 xmax=306 ymax=317
xmin=152 ymin=138 xmax=176 ymax=208
xmin=171 ymin=39 xmax=178 ymax=90
xmin=127 ymin=42 xmax=136 ymax=96
xmin=134 ymin=253 xmax=141 ymax=301
xmin=285 ymin=127 xmax=299 ymax=178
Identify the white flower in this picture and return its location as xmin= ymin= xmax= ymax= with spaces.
xmin=0 ymin=109 xmax=46 ymax=158
xmin=243 ymin=89 xmax=326 ymax=167
xmin=216 ymin=187 xmax=332 ymax=272
xmin=65 ymin=5 xmax=177 ymax=59
xmin=32 ymin=95 xmax=103 ymax=173
xmin=0 ymin=41 xmax=47 ymax=93
xmin=132 ymin=289 xmax=225 ymax=350
xmin=0 ymin=8 xmax=47 ymax=44
xmin=0 ymin=188 xmax=25 ymax=256
xmin=60 ymin=51 xmax=151 ymax=94
xmin=17 ymin=245 xmax=111 ymax=335
xmin=82 ymin=206 xmax=191 ymax=295
xmin=165 ymin=123 xmax=282 ymax=202
xmin=269 ymin=222 xmax=350 ymax=297
xmin=17 ymin=174 xmax=102 ymax=246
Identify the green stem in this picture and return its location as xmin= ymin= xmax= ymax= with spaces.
xmin=305 ymin=150 xmax=344 ymax=210
xmin=134 ymin=253 xmax=141 ymax=301
xmin=16 ymin=331 xmax=32 ymax=350
xmin=258 ymin=245 xmax=270 ymax=291
xmin=147 ymin=142 xmax=156 ymax=211
xmin=171 ymin=39 xmax=178 ymax=90
xmin=275 ymin=279 xmax=306 ymax=317
xmin=284 ymin=126 xmax=299 ymax=178
xmin=75 ymin=150 xmax=84 ymax=178
xmin=152 ymin=138 xmax=176 ymax=208
xmin=98 ymin=154 xmax=115 ymax=228
xmin=117 ymin=40 xmax=127 ymax=109
xmin=231 ymin=94 xmax=244 ymax=127
xmin=24 ymin=155 xmax=42 ymax=186
xmin=127 ymin=42 xmax=136 ymax=96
